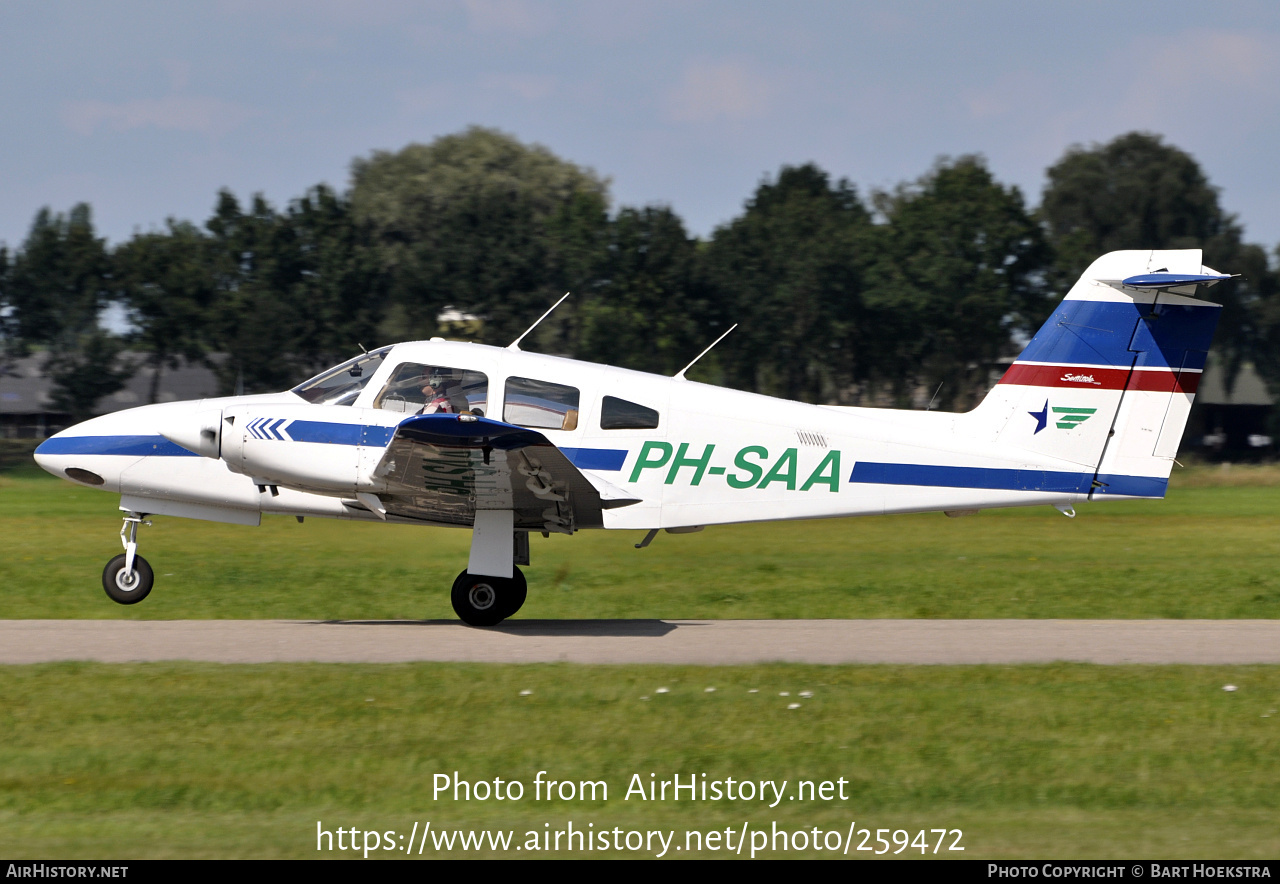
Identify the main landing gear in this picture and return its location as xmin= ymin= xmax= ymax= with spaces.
xmin=451 ymin=567 xmax=527 ymax=627
xmin=103 ymin=513 xmax=154 ymax=605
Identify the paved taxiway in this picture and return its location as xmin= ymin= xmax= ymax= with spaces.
xmin=2 ymin=619 xmax=1279 ymax=664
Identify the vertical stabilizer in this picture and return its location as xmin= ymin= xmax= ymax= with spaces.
xmin=969 ymin=250 xmax=1224 ymax=498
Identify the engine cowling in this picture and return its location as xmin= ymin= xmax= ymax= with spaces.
xmin=219 ymin=404 xmax=390 ymax=495
xmin=156 ymin=405 xmax=224 ymax=459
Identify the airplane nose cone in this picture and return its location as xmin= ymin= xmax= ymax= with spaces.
xmin=32 ymin=413 xmax=130 ymax=488
xmin=33 ymin=424 xmax=77 ymax=476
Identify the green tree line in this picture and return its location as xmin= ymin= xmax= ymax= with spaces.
xmin=2 ymin=127 xmax=1279 ymax=420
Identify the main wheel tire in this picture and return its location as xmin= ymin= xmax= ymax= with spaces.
xmin=500 ymin=566 xmax=528 ymax=621
xmin=102 ymin=553 xmax=154 ymax=605
xmin=450 ymin=567 xmax=526 ymax=626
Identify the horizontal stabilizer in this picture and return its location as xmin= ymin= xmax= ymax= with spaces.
xmin=1104 ymin=271 xmax=1235 ymax=297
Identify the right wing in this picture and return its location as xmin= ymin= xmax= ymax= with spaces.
xmin=364 ymin=414 xmax=640 ymax=532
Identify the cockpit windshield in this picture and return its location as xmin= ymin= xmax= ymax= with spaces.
xmin=292 ymin=346 xmax=393 ymax=406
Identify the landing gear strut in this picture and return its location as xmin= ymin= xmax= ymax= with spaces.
xmin=450 ymin=567 xmax=527 ymax=627
xmin=103 ymin=513 xmax=154 ymax=605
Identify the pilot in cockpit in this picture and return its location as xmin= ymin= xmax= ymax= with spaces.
xmin=418 ymin=370 xmax=452 ymax=414
xmin=419 ymin=369 xmax=470 ymax=415
xmin=374 ymin=363 xmax=481 ymax=415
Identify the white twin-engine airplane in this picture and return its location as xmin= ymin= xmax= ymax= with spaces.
xmin=35 ymin=249 xmax=1227 ymax=625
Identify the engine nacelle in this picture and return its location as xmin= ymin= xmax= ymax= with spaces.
xmin=219 ymin=404 xmax=392 ymax=495
xmin=156 ymin=404 xmax=225 ymax=459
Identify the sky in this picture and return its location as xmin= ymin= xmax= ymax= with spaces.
xmin=5 ymin=1 xmax=1280 ymax=255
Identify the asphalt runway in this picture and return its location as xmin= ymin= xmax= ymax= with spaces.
xmin=2 ymin=619 xmax=1279 ymax=664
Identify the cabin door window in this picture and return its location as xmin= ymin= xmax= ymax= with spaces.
xmin=503 ymin=377 xmax=581 ymax=431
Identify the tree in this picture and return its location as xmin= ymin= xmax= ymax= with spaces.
xmin=6 ymin=204 xmax=113 ymax=351
xmin=198 ymin=186 xmax=392 ymax=395
xmin=45 ymin=329 xmax=133 ymax=422
xmin=202 ymin=190 xmax=298 ymax=393
xmin=0 ymin=245 xmax=11 ymax=354
xmin=116 ymin=220 xmax=217 ymax=403
xmin=349 ymin=126 xmax=611 ymax=348
xmin=1246 ymin=248 xmax=1280 ymax=425
xmin=703 ymin=164 xmax=873 ymax=402
xmin=1041 ymin=133 xmax=1236 ymax=283
xmin=4 ymin=205 xmax=133 ymax=413
xmin=573 ymin=205 xmax=711 ymax=375
xmin=283 ymin=184 xmax=388 ymax=367
xmin=1039 ymin=132 xmax=1265 ymax=389
xmin=864 ymin=156 xmax=1049 ymax=409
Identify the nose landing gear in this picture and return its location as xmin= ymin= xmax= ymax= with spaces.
xmin=103 ymin=513 xmax=154 ymax=605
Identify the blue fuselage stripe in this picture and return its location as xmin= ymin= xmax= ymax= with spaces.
xmin=285 ymin=420 xmax=378 ymax=446
xmin=849 ymin=462 xmax=1167 ymax=497
xmin=562 ymin=447 xmax=628 ymax=471
xmin=34 ymin=435 xmax=199 ymax=457
xmin=851 ymin=462 xmax=1091 ymax=493
xmin=1093 ymin=473 xmax=1169 ymax=497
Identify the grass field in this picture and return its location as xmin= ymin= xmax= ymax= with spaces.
xmin=3 ymin=465 xmax=1279 ymax=620
xmin=1 ymin=663 xmax=1277 ymax=859
xmin=2 ymin=464 xmax=1277 ymax=859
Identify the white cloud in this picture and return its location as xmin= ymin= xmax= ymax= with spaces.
xmin=478 ymin=73 xmax=555 ymax=101
xmin=1107 ymin=30 xmax=1280 ymax=131
xmin=217 ymin=0 xmax=421 ymax=28
xmin=396 ymin=83 xmax=456 ymax=116
xmin=463 ymin=0 xmax=552 ymax=36
xmin=947 ymin=28 xmax=1280 ymax=206
xmin=665 ymin=60 xmax=775 ymax=123
xmin=160 ymin=59 xmax=192 ymax=93
xmin=61 ymin=96 xmax=258 ymax=137
xmin=397 ymin=73 xmax=556 ymax=116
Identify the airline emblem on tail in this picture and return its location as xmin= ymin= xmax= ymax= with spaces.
xmin=1051 ymin=407 xmax=1097 ymax=430
xmin=1029 ymin=401 xmax=1098 ymax=433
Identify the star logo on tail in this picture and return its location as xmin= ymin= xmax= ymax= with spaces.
xmin=1029 ymin=400 xmax=1049 ymax=434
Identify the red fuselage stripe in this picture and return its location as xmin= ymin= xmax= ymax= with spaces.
xmin=998 ymin=363 xmax=1201 ymax=394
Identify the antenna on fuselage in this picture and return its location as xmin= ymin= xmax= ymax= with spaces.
xmin=508 ymin=292 xmax=571 ymax=351
xmin=925 ymin=381 xmax=943 ymax=411
xmin=674 ymin=323 xmax=738 ymax=380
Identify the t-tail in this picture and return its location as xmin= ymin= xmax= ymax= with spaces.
xmin=970 ymin=249 xmax=1226 ymax=499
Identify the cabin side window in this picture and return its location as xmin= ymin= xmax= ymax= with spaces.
xmin=599 ymin=396 xmax=660 ymax=430
xmin=373 ymin=364 xmax=489 ymax=415
xmin=504 ymin=377 xmax=580 ymax=431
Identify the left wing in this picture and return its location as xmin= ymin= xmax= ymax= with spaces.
xmin=367 ymin=414 xmax=639 ymax=532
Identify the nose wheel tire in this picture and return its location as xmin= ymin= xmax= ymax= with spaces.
xmin=102 ymin=553 xmax=155 ymax=605
xmin=450 ymin=567 xmax=527 ymax=626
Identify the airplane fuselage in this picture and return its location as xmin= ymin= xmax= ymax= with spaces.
xmin=35 ymin=339 xmax=1116 ymax=533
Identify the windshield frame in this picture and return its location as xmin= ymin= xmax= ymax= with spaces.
xmin=291 ymin=346 xmax=394 ymax=406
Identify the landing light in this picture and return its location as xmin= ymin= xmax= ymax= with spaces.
xmin=65 ymin=467 xmax=104 ymax=486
